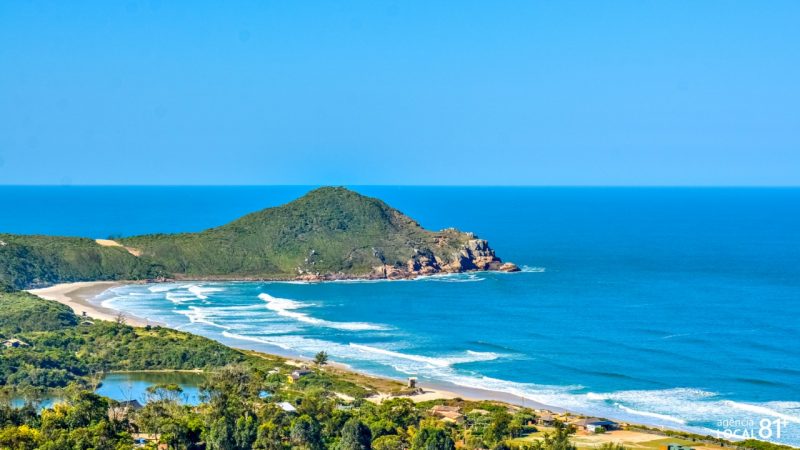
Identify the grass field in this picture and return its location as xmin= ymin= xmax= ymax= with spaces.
xmin=513 ymin=427 xmax=729 ymax=450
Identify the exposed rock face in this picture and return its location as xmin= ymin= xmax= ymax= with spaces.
xmin=292 ymin=237 xmax=519 ymax=282
xmin=367 ymin=238 xmax=519 ymax=281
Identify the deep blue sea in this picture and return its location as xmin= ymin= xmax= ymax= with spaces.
xmin=3 ymin=186 xmax=799 ymax=445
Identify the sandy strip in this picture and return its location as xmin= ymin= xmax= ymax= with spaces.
xmin=27 ymin=281 xmax=151 ymax=327
xmin=24 ymin=283 xmax=584 ymax=415
xmin=26 ymin=282 xmax=554 ymax=407
xmin=366 ymin=388 xmax=464 ymax=404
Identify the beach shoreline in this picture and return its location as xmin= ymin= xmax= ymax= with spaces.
xmin=26 ymin=281 xmax=561 ymax=410
xmin=27 ymin=281 xmax=152 ymax=327
xmin=24 ymin=281 xmax=732 ymax=445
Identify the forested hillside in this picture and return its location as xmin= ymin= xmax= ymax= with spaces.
xmin=1 ymin=187 xmax=515 ymax=289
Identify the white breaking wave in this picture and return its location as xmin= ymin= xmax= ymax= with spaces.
xmin=187 ymin=285 xmax=225 ymax=300
xmin=258 ymin=293 xmax=387 ymax=331
xmin=165 ymin=292 xmax=203 ymax=304
xmin=176 ymin=306 xmax=231 ymax=330
xmin=614 ymin=403 xmax=688 ymax=425
xmin=421 ymin=273 xmax=485 ymax=283
xmin=349 ymin=343 xmax=501 ymax=368
xmin=147 ymin=284 xmax=175 ymax=293
xmin=723 ymin=400 xmax=800 ymax=424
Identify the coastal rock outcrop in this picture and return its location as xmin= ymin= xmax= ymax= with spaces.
xmin=368 ymin=237 xmax=519 ymax=280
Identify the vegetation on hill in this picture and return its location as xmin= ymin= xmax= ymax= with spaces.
xmin=1 ymin=187 xmax=511 ymax=289
xmin=0 ymin=291 xmax=243 ymax=392
xmin=0 ymin=235 xmax=166 ymax=290
xmin=120 ymin=186 xmax=494 ymax=278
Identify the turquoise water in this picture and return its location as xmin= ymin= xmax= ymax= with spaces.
xmin=3 ymin=186 xmax=799 ymax=444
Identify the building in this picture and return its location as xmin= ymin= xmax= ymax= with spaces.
xmin=277 ymin=401 xmax=298 ymax=413
xmin=575 ymin=417 xmax=619 ymax=432
xmin=288 ymin=369 xmax=313 ymax=383
xmin=2 ymin=339 xmax=29 ymax=348
xmin=430 ymin=405 xmax=464 ymax=423
xmin=109 ymin=400 xmax=143 ymax=421
xmin=537 ymin=412 xmax=556 ymax=426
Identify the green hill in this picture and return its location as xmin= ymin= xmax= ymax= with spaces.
xmin=0 ymin=187 xmax=516 ymax=289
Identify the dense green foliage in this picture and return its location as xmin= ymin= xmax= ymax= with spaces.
xmin=0 ymin=235 xmax=166 ymax=290
xmin=0 ymin=187 xmax=479 ymax=289
xmin=0 ymin=291 xmax=77 ymax=333
xmin=0 ymin=292 xmax=243 ymax=391
xmin=121 ymin=187 xmax=475 ymax=278
xmin=1 ymin=365 xmax=556 ymax=450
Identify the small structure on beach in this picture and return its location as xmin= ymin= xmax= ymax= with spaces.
xmin=575 ymin=417 xmax=619 ymax=432
xmin=408 ymin=377 xmax=417 ymax=388
xmin=288 ymin=369 xmax=313 ymax=383
xmin=2 ymin=338 xmax=29 ymax=349
xmin=430 ymin=405 xmax=464 ymax=423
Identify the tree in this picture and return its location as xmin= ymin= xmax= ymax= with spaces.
xmin=291 ymin=414 xmax=323 ymax=450
xmin=202 ymin=364 xmax=260 ymax=450
xmin=146 ymin=383 xmax=184 ymax=403
xmin=412 ymin=427 xmax=455 ymax=450
xmin=484 ymin=410 xmax=512 ymax=445
xmin=234 ymin=414 xmax=258 ymax=450
xmin=314 ymin=351 xmax=329 ymax=367
xmin=339 ymin=418 xmax=372 ymax=450
xmin=254 ymin=421 xmax=287 ymax=450
xmin=0 ymin=425 xmax=42 ymax=450
xmin=373 ymin=435 xmax=405 ymax=450
xmin=529 ymin=423 xmax=576 ymax=450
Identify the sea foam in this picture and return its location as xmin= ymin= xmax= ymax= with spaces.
xmin=258 ymin=293 xmax=387 ymax=331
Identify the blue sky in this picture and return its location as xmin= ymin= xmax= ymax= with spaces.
xmin=1 ymin=1 xmax=798 ymax=186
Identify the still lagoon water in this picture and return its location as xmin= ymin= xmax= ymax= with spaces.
xmin=3 ymin=186 xmax=799 ymax=444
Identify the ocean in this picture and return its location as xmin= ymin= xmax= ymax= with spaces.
xmin=3 ymin=186 xmax=799 ymax=445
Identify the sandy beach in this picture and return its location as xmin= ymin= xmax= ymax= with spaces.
xmin=24 ymin=281 xmax=474 ymax=403
xmin=20 ymin=281 xmax=725 ymax=447
xmin=22 ymin=282 xmax=570 ymax=411
xmin=27 ymin=281 xmax=152 ymax=327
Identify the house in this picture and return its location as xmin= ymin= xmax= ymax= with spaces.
xmin=277 ymin=401 xmax=297 ymax=413
xmin=537 ymin=412 xmax=556 ymax=426
xmin=575 ymin=417 xmax=619 ymax=432
xmin=430 ymin=405 xmax=464 ymax=423
xmin=288 ymin=369 xmax=313 ymax=383
xmin=2 ymin=338 xmax=29 ymax=348
xmin=108 ymin=399 xmax=144 ymax=421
